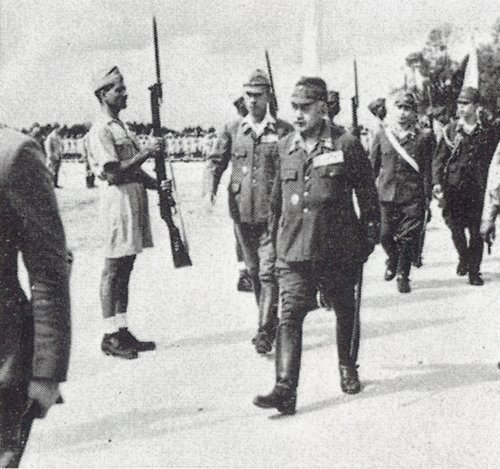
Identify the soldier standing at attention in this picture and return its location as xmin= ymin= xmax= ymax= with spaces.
xmin=44 ymin=124 xmax=64 ymax=188
xmin=370 ymin=92 xmax=434 ymax=293
xmin=0 ymin=125 xmax=71 ymax=467
xmin=87 ymin=66 xmax=165 ymax=359
xmin=433 ymin=87 xmax=499 ymax=285
xmin=203 ymin=70 xmax=293 ymax=354
xmin=253 ymin=77 xmax=380 ymax=415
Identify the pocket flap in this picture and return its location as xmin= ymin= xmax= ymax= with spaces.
xmin=317 ymin=164 xmax=344 ymax=178
xmin=233 ymin=149 xmax=247 ymax=158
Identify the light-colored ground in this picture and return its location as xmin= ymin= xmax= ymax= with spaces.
xmin=22 ymin=162 xmax=499 ymax=468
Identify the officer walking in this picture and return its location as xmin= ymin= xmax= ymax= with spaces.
xmin=481 ymin=140 xmax=500 ymax=246
xmin=203 ymin=69 xmax=293 ymax=354
xmin=44 ymin=123 xmax=64 ymax=188
xmin=253 ymin=77 xmax=380 ymax=415
xmin=433 ymin=87 xmax=499 ymax=285
xmin=87 ymin=66 xmax=165 ymax=359
xmin=0 ymin=125 xmax=71 ymax=467
xmin=370 ymin=92 xmax=434 ymax=293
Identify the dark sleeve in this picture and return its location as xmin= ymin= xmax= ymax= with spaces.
xmin=422 ymin=133 xmax=435 ymax=202
xmin=202 ymin=122 xmax=232 ymax=197
xmin=346 ymin=137 xmax=381 ymax=225
xmin=137 ymin=168 xmax=158 ymax=190
xmin=432 ymin=127 xmax=451 ymax=186
xmin=369 ymin=130 xmax=382 ymax=178
xmin=7 ymin=141 xmax=71 ymax=382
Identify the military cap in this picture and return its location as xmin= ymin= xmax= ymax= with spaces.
xmin=291 ymin=77 xmax=328 ymax=104
xmin=368 ymin=98 xmax=386 ymax=116
xmin=457 ymin=86 xmax=479 ymax=104
xmin=394 ymin=92 xmax=417 ymax=111
xmin=92 ymin=66 xmax=123 ymax=92
xmin=243 ymin=69 xmax=271 ymax=92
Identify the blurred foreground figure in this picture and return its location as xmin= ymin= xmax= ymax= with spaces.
xmin=88 ymin=66 xmax=165 ymax=359
xmin=433 ymin=87 xmax=499 ymax=286
xmin=203 ymin=70 xmax=293 ymax=354
xmin=0 ymin=126 xmax=71 ymax=467
xmin=253 ymin=77 xmax=380 ymax=415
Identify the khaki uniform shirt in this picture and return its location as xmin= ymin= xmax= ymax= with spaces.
xmin=88 ymin=113 xmax=153 ymax=258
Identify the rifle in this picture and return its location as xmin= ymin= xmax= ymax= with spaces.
xmin=265 ymin=50 xmax=279 ymax=117
xmin=351 ymin=59 xmax=360 ymax=139
xmin=351 ymin=58 xmax=363 ymax=364
xmin=149 ymin=17 xmax=192 ymax=268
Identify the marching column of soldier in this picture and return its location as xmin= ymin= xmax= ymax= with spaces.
xmin=2 ymin=51 xmax=500 ymax=466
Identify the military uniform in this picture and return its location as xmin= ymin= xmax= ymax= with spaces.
xmin=203 ymin=70 xmax=293 ymax=353
xmin=44 ymin=127 xmax=64 ymax=188
xmin=88 ymin=66 xmax=157 ymax=359
xmin=81 ymin=133 xmax=96 ymax=188
xmin=0 ymin=127 xmax=71 ymax=466
xmin=370 ymin=94 xmax=433 ymax=292
xmin=433 ymin=88 xmax=499 ymax=283
xmin=254 ymin=77 xmax=380 ymax=414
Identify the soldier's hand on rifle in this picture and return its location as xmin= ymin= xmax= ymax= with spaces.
xmin=144 ymin=137 xmax=165 ymax=157
xmin=481 ymin=219 xmax=496 ymax=246
xmin=432 ymin=184 xmax=443 ymax=201
xmin=28 ymin=379 xmax=61 ymax=418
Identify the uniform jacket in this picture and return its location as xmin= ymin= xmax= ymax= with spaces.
xmin=203 ymin=116 xmax=293 ymax=224
xmin=433 ymin=120 xmax=499 ymax=194
xmin=370 ymin=125 xmax=434 ymax=204
xmin=271 ymin=123 xmax=380 ymax=267
xmin=482 ymin=141 xmax=500 ymax=224
xmin=0 ymin=127 xmax=71 ymax=388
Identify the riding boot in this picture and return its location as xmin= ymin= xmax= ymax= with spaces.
xmin=396 ymin=244 xmax=412 ymax=293
xmin=253 ymin=322 xmax=302 ymax=414
xmin=253 ymin=284 xmax=278 ymax=354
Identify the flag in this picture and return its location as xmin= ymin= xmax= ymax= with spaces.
xmin=302 ymin=0 xmax=323 ymax=75
xmin=462 ymin=32 xmax=479 ymax=90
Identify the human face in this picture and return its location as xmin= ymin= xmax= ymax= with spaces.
xmin=243 ymin=89 xmax=269 ymax=121
xmin=456 ymin=101 xmax=477 ymax=123
xmin=103 ymin=81 xmax=128 ymax=111
xmin=392 ymin=103 xmax=416 ymax=129
xmin=291 ymin=100 xmax=326 ymax=136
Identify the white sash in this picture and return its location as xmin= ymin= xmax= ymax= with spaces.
xmin=384 ymin=127 xmax=420 ymax=173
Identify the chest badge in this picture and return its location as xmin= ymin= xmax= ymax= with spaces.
xmin=291 ymin=194 xmax=300 ymax=205
xmin=242 ymin=165 xmax=249 ymax=174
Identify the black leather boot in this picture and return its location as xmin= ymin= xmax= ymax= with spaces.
xmin=384 ymin=257 xmax=397 ymax=281
xmin=253 ymin=285 xmax=278 ymax=355
xmin=237 ymin=269 xmax=253 ymax=292
xmin=339 ymin=364 xmax=361 ymax=394
xmin=253 ymin=324 xmax=302 ymax=415
xmin=396 ymin=246 xmax=412 ymax=293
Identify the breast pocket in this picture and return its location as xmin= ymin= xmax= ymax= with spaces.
xmin=316 ymin=163 xmax=345 ymax=178
xmin=281 ymin=168 xmax=298 ymax=182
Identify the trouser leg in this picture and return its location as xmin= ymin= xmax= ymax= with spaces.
xmin=257 ymin=227 xmax=278 ymax=336
xmin=380 ymin=203 xmax=399 ymax=270
xmin=396 ymin=201 xmax=425 ymax=279
xmin=467 ymin=223 xmax=484 ymax=275
xmin=234 ymin=223 xmax=261 ymax=303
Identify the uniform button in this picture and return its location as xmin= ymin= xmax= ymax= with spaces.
xmin=252 ymin=179 xmax=257 ymax=184
xmin=303 ymin=191 xmax=309 ymax=196
xmin=305 ymin=175 xmax=310 ymax=181
xmin=303 ymin=208 xmax=309 ymax=213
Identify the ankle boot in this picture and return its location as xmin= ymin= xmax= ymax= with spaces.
xmin=396 ymin=246 xmax=412 ymax=293
xmin=253 ymin=323 xmax=302 ymax=414
xmin=253 ymin=285 xmax=278 ymax=354
xmin=339 ymin=363 xmax=361 ymax=394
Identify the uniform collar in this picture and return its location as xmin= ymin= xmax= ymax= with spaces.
xmin=389 ymin=123 xmax=417 ymax=141
xmin=98 ymin=109 xmax=124 ymax=126
xmin=289 ymin=120 xmax=335 ymax=155
xmin=241 ymin=112 xmax=276 ymax=137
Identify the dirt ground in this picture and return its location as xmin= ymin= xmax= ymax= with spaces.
xmin=22 ymin=161 xmax=499 ymax=468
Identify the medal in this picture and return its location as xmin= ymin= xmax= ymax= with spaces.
xmin=291 ymin=194 xmax=300 ymax=205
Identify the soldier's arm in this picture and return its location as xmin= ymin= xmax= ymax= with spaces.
xmin=202 ymin=122 xmax=232 ymax=198
xmin=7 ymin=140 xmax=71 ymax=383
xmin=423 ymin=132 xmax=435 ymax=202
xmin=268 ymin=153 xmax=283 ymax=239
xmin=346 ymin=136 xmax=381 ymax=227
xmin=368 ymin=131 xmax=382 ymax=178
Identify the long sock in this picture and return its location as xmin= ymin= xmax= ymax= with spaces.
xmin=103 ymin=316 xmax=116 ymax=334
xmin=116 ymin=312 xmax=128 ymax=330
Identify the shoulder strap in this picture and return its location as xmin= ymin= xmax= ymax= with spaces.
xmin=383 ymin=127 xmax=420 ymax=173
